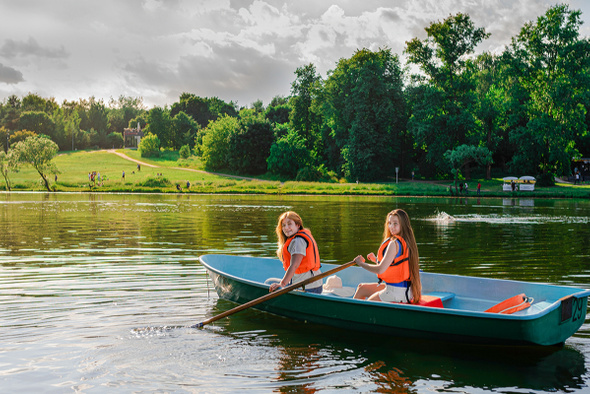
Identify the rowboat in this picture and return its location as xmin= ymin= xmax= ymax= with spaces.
xmin=199 ymin=254 xmax=590 ymax=346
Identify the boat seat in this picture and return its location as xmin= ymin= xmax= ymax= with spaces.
xmin=424 ymin=292 xmax=455 ymax=302
xmin=418 ymin=292 xmax=455 ymax=308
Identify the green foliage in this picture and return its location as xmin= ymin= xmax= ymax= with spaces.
xmin=170 ymin=93 xmax=237 ymax=129
xmin=179 ymin=144 xmax=191 ymax=159
xmin=138 ymin=176 xmax=172 ymax=187
xmin=172 ymin=111 xmax=200 ymax=149
xmin=443 ymin=144 xmax=493 ymax=185
xmin=290 ymin=64 xmax=322 ymax=151
xmin=138 ymin=132 xmax=161 ymax=157
xmin=0 ymin=149 xmax=18 ymax=191
xmin=405 ymin=13 xmax=489 ymax=171
xmin=106 ymin=132 xmax=124 ymax=148
xmin=228 ymin=114 xmax=275 ymax=175
xmin=267 ymin=129 xmax=312 ymax=178
xmin=145 ymin=107 xmax=173 ymax=149
xmin=505 ymin=4 xmax=590 ymax=175
xmin=322 ymin=48 xmax=406 ymax=181
xmin=11 ymin=135 xmax=59 ymax=191
xmin=201 ymin=114 xmax=239 ymax=170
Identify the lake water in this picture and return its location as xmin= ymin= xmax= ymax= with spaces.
xmin=1 ymin=192 xmax=589 ymax=393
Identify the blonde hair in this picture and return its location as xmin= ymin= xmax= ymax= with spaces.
xmin=275 ymin=211 xmax=304 ymax=260
xmin=383 ymin=209 xmax=422 ymax=303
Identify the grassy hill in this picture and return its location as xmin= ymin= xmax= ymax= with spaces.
xmin=2 ymin=149 xmax=589 ymax=198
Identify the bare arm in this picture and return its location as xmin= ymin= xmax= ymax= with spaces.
xmin=269 ymin=254 xmax=303 ymax=292
xmin=354 ymin=241 xmax=399 ymax=275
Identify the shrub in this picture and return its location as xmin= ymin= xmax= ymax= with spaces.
xmin=138 ymin=176 xmax=172 ymax=187
xmin=179 ymin=144 xmax=191 ymax=159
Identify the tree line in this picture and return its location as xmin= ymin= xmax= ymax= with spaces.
xmin=2 ymin=5 xmax=589 ymax=186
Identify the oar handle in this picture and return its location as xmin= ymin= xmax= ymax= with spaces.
xmin=192 ymin=260 xmax=356 ymax=328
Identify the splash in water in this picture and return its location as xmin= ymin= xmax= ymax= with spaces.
xmin=432 ymin=211 xmax=456 ymax=223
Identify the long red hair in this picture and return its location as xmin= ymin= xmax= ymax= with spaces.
xmin=275 ymin=211 xmax=303 ymax=260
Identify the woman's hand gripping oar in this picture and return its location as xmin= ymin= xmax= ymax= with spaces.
xmin=191 ymin=260 xmax=356 ymax=328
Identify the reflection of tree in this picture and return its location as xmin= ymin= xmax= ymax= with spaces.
xmin=276 ymin=345 xmax=320 ymax=394
xmin=365 ymin=360 xmax=414 ymax=393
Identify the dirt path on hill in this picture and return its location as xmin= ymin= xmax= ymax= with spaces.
xmin=107 ymin=149 xmax=264 ymax=181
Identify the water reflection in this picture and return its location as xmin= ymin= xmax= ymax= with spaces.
xmin=1 ymin=193 xmax=589 ymax=393
xmin=205 ymin=297 xmax=587 ymax=392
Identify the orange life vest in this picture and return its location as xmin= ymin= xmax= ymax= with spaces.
xmin=376 ymin=235 xmax=410 ymax=284
xmin=282 ymin=229 xmax=321 ymax=274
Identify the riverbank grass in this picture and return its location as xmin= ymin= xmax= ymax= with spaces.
xmin=2 ymin=149 xmax=589 ymax=198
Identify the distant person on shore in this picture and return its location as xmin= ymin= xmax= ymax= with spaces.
xmin=352 ymin=209 xmax=422 ymax=304
xmin=477 ymin=182 xmax=481 ymax=196
xmin=122 ymin=170 xmax=125 ymax=180
xmin=268 ymin=211 xmax=322 ymax=294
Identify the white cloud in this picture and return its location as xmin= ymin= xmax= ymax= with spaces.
xmin=0 ymin=0 xmax=587 ymax=107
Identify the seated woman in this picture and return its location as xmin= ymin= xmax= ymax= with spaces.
xmin=268 ymin=211 xmax=322 ymax=294
xmin=353 ymin=209 xmax=421 ymax=303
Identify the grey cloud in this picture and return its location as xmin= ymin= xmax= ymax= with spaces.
xmin=0 ymin=37 xmax=69 ymax=59
xmin=0 ymin=63 xmax=24 ymax=84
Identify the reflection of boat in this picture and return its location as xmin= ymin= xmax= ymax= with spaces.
xmin=200 ymin=254 xmax=590 ymax=346
xmin=214 ymin=298 xmax=587 ymax=393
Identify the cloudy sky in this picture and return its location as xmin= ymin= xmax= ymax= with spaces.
xmin=1 ymin=0 xmax=589 ymax=109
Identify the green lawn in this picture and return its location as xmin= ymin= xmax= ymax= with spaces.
xmin=2 ymin=148 xmax=589 ymax=198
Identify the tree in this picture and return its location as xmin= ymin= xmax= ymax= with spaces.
xmin=290 ymin=64 xmax=322 ymax=151
xmin=18 ymin=111 xmax=56 ymax=139
xmin=107 ymin=96 xmax=146 ymax=135
xmin=443 ymin=144 xmax=493 ymax=192
xmin=405 ymin=13 xmax=490 ymax=172
xmin=267 ymin=128 xmax=312 ymax=178
xmin=0 ymin=149 xmax=18 ymax=191
xmin=12 ymin=135 xmax=59 ymax=191
xmin=170 ymin=93 xmax=237 ymax=129
xmin=201 ymin=114 xmax=239 ymax=170
xmin=505 ymin=4 xmax=590 ymax=176
xmin=172 ymin=111 xmax=200 ymax=149
xmin=138 ymin=133 xmax=161 ymax=157
xmin=322 ymin=48 xmax=406 ymax=181
xmin=144 ymin=107 xmax=173 ymax=149
xmin=9 ymin=130 xmax=37 ymax=147
xmin=227 ymin=110 xmax=275 ymax=175
xmin=179 ymin=144 xmax=191 ymax=159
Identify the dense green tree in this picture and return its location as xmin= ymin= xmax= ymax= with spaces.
xmin=21 ymin=93 xmax=58 ymax=113
xmin=9 ymin=130 xmax=37 ymax=147
xmin=172 ymin=111 xmax=200 ymax=149
xmin=138 ymin=133 xmax=161 ymax=157
xmin=11 ymin=135 xmax=59 ymax=191
xmin=227 ymin=109 xmax=275 ymax=175
xmin=107 ymin=96 xmax=146 ymax=135
xmin=18 ymin=111 xmax=56 ymax=139
xmin=201 ymin=114 xmax=239 ymax=170
xmin=505 ymin=4 xmax=590 ymax=176
xmin=290 ymin=64 xmax=322 ymax=151
xmin=405 ymin=13 xmax=489 ymax=173
xmin=0 ymin=149 xmax=18 ymax=191
xmin=170 ymin=93 xmax=237 ymax=129
xmin=265 ymin=102 xmax=291 ymax=125
xmin=267 ymin=128 xmax=312 ymax=178
xmin=444 ymin=144 xmax=493 ymax=192
xmin=145 ymin=107 xmax=173 ymax=148
xmin=0 ymin=95 xmax=21 ymax=132
xmin=322 ymin=48 xmax=406 ymax=181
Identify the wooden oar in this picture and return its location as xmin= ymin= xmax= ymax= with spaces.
xmin=191 ymin=260 xmax=356 ymax=328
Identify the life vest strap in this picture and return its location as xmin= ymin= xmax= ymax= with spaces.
xmin=390 ymin=257 xmax=409 ymax=267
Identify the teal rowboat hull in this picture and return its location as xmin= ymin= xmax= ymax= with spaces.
xmin=199 ymin=254 xmax=590 ymax=346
